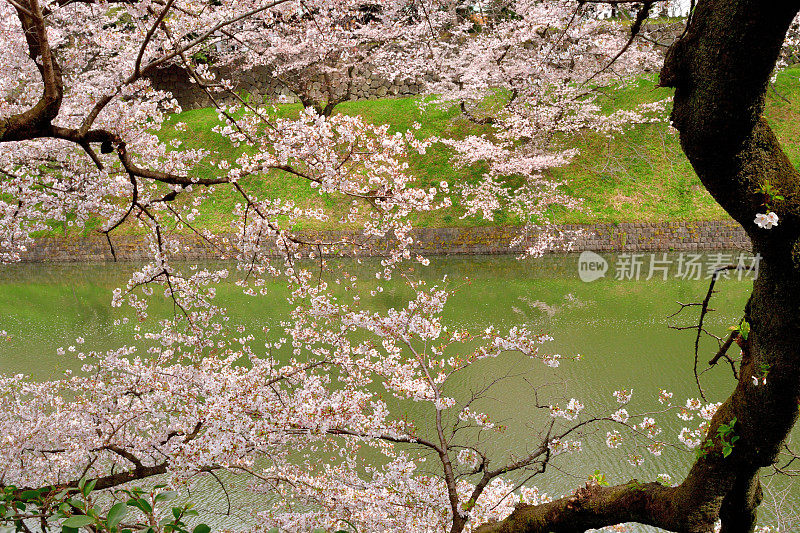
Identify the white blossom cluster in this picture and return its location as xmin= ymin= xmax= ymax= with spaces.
xmin=0 ymin=0 xmax=694 ymax=531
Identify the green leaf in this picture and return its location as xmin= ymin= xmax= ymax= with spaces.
xmin=128 ymin=498 xmax=152 ymax=515
xmin=67 ymin=498 xmax=85 ymax=511
xmin=192 ymin=524 xmax=211 ymax=533
xmin=19 ymin=490 xmax=41 ymax=502
xmin=83 ymin=479 xmax=97 ymax=497
xmin=739 ymin=321 xmax=750 ymax=341
xmin=62 ymin=515 xmax=96 ymax=528
xmin=154 ymin=491 xmax=179 ymax=505
xmin=107 ymin=502 xmax=129 ymax=529
xmin=722 ymin=445 xmax=733 ymax=458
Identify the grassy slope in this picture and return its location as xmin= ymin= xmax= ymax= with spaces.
xmin=74 ymin=68 xmax=800 ymax=235
xmin=156 ymin=96 xmax=493 ymax=233
xmin=552 ymin=68 xmax=800 ymax=223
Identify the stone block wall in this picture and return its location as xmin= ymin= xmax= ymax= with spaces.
xmin=565 ymin=221 xmax=751 ymax=252
xmin=18 ymin=221 xmax=750 ymax=263
xmin=146 ymin=63 xmax=430 ymax=111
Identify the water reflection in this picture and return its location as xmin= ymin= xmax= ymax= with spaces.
xmin=0 ymin=254 xmax=792 ymax=531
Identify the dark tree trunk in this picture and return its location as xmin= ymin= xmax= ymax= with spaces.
xmin=477 ymin=1 xmax=800 ymax=532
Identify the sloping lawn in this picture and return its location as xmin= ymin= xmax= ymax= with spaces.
xmin=45 ymin=68 xmax=800 ymax=236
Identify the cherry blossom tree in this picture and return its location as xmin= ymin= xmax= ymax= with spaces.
xmin=7 ymin=0 xmax=800 ymax=532
xmin=0 ymin=0 xmax=667 ymax=529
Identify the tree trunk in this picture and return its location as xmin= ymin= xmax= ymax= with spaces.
xmin=477 ymin=1 xmax=800 ymax=531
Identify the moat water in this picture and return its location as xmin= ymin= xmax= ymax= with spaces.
xmin=1 ymin=254 xmax=793 ymax=531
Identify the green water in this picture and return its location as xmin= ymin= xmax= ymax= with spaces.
xmin=0 ymin=255 xmax=795 ymax=531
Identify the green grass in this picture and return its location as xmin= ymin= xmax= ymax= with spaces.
xmin=52 ymin=68 xmax=800 ymax=235
xmin=154 ymin=95 xmax=496 ymax=233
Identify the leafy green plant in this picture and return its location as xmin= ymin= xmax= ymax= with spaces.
xmin=730 ymin=318 xmax=750 ymax=341
xmin=0 ymin=479 xmax=209 ymax=533
xmin=588 ymin=469 xmax=610 ymax=486
xmin=754 ymin=180 xmax=785 ymax=211
xmin=717 ymin=417 xmax=740 ymax=458
xmin=757 ymin=361 xmax=771 ymax=382
xmin=695 ymin=437 xmax=715 ymax=460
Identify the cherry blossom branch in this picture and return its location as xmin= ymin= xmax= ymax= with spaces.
xmin=582 ymin=0 xmax=657 ymax=86
xmin=1 ymin=0 xmax=63 ymax=142
xmin=134 ymin=0 xmax=177 ymax=78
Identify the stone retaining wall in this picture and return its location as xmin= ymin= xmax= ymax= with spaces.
xmin=19 ymin=221 xmax=750 ymax=263
xmin=568 ymin=220 xmax=751 ymax=252
xmin=147 ymin=63 xmax=430 ymax=111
